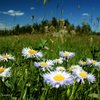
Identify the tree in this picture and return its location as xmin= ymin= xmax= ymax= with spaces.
xmin=96 ymin=17 xmax=100 ymax=32
xmin=82 ymin=23 xmax=91 ymax=34
xmin=64 ymin=19 xmax=70 ymax=26
xmin=75 ymin=25 xmax=82 ymax=34
xmin=41 ymin=19 xmax=48 ymax=27
xmin=50 ymin=17 xmax=58 ymax=28
xmin=14 ymin=24 xmax=20 ymax=35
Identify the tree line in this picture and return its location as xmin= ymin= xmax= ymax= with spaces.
xmin=0 ymin=17 xmax=99 ymax=36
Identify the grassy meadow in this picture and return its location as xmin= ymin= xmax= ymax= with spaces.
xmin=0 ymin=34 xmax=100 ymax=100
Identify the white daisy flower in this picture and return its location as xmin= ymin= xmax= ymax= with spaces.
xmin=0 ymin=66 xmax=11 ymax=77
xmin=73 ymin=69 xmax=95 ymax=83
xmin=43 ymin=71 xmax=74 ymax=88
xmin=53 ymin=57 xmax=63 ymax=64
xmin=56 ymin=66 xmax=66 ymax=71
xmin=0 ymin=53 xmax=15 ymax=62
xmin=59 ymin=51 xmax=75 ymax=59
xmin=79 ymin=60 xmax=87 ymax=66
xmin=36 ymin=52 xmax=43 ymax=58
xmin=34 ymin=60 xmax=54 ymax=71
xmin=94 ymin=62 xmax=100 ymax=67
xmin=86 ymin=58 xmax=97 ymax=66
xmin=87 ymin=74 xmax=96 ymax=83
xmin=22 ymin=47 xmax=43 ymax=59
xmin=70 ymin=65 xmax=82 ymax=72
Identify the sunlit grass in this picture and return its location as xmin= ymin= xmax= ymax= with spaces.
xmin=0 ymin=34 xmax=100 ymax=100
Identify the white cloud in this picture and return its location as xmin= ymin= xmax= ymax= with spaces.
xmin=30 ymin=7 xmax=35 ymax=10
xmin=0 ymin=10 xmax=24 ymax=16
xmin=8 ymin=10 xmax=14 ymax=13
xmin=82 ymin=13 xmax=90 ymax=16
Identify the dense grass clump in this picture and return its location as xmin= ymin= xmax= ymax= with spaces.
xmin=0 ymin=34 xmax=100 ymax=100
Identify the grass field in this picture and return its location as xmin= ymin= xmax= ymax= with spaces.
xmin=0 ymin=34 xmax=100 ymax=100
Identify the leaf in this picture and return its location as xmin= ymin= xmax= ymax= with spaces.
xmin=43 ymin=0 xmax=46 ymax=5
xmin=22 ymin=88 xmax=27 ymax=100
xmin=88 ymin=93 xmax=100 ymax=99
xmin=35 ymin=39 xmax=47 ymax=50
xmin=96 ymin=67 xmax=100 ymax=71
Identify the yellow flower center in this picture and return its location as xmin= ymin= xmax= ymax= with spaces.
xmin=55 ymin=59 xmax=60 ymax=62
xmin=58 ymin=67 xmax=65 ymax=71
xmin=3 ymin=55 xmax=9 ymax=58
xmin=53 ymin=74 xmax=65 ymax=81
xmin=91 ymin=60 xmax=96 ymax=64
xmin=81 ymin=61 xmax=86 ymax=65
xmin=63 ymin=52 xmax=70 ymax=57
xmin=74 ymin=66 xmax=79 ymax=68
xmin=79 ymin=71 xmax=88 ymax=78
xmin=0 ymin=67 xmax=5 ymax=73
xmin=28 ymin=49 xmax=37 ymax=55
xmin=40 ymin=62 xmax=48 ymax=67
xmin=72 ymin=65 xmax=80 ymax=69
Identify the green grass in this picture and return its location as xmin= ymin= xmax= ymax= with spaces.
xmin=0 ymin=34 xmax=100 ymax=100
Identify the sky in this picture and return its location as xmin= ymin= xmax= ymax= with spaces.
xmin=0 ymin=0 xmax=100 ymax=30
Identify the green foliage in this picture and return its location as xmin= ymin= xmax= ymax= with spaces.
xmin=82 ymin=23 xmax=91 ymax=34
xmin=43 ymin=0 xmax=46 ymax=5
xmin=1 ymin=17 xmax=99 ymax=36
xmin=88 ymin=93 xmax=100 ymax=99
xmin=0 ymin=34 xmax=100 ymax=99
